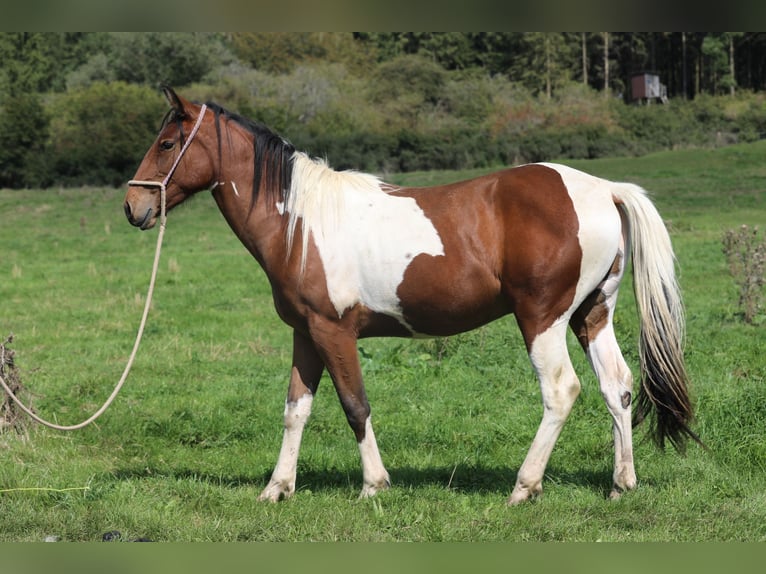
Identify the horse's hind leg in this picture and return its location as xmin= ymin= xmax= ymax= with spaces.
xmin=509 ymin=320 xmax=581 ymax=505
xmin=570 ymin=250 xmax=636 ymax=499
xmin=588 ymin=323 xmax=636 ymax=498
xmin=259 ymin=330 xmax=324 ymax=502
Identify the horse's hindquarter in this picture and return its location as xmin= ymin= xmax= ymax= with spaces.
xmin=538 ymin=163 xmax=624 ymax=300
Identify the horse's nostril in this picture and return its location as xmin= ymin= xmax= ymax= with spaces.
xmin=124 ymin=202 xmax=132 ymax=220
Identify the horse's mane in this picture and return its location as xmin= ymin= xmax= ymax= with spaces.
xmin=286 ymin=152 xmax=386 ymax=273
xmin=205 ymin=101 xmax=296 ymax=216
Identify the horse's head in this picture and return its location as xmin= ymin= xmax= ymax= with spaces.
xmin=124 ymin=87 xmax=214 ymax=230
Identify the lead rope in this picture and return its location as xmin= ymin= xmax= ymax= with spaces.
xmin=0 ymin=105 xmax=208 ymax=431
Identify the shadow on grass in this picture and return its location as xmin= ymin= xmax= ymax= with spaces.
xmin=109 ymin=462 xmax=615 ymax=499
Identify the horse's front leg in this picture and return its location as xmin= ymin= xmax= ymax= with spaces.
xmin=258 ymin=330 xmax=324 ymax=502
xmin=310 ymin=318 xmax=390 ymax=498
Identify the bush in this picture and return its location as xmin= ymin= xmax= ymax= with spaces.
xmin=47 ymin=82 xmax=166 ymax=186
xmin=615 ymin=104 xmax=686 ymax=152
xmin=722 ymin=225 xmax=766 ymax=324
xmin=302 ymin=131 xmax=399 ymax=173
xmin=369 ymin=55 xmax=447 ymax=105
xmin=0 ymin=93 xmax=51 ymax=188
xmin=733 ymin=97 xmax=766 ymax=142
xmin=109 ymin=33 xmax=229 ymax=88
xmin=393 ymin=127 xmax=499 ymax=172
xmin=441 ymin=72 xmax=496 ymax=124
xmin=517 ymin=129 xmax=563 ymax=163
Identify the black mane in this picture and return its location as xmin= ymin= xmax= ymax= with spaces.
xmin=204 ymin=101 xmax=296 ymax=215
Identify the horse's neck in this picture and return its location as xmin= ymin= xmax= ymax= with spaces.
xmin=212 ymin=155 xmax=287 ymax=271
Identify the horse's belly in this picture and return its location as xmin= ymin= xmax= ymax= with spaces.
xmin=358 ymin=296 xmax=510 ymax=339
xmin=392 ymin=258 xmax=510 ymax=336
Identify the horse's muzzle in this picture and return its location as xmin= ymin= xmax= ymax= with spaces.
xmin=124 ymin=201 xmax=155 ymax=230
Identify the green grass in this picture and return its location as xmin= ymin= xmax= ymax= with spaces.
xmin=1 ymin=142 xmax=765 ymax=541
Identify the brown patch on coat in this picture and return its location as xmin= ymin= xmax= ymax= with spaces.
xmin=394 ymin=165 xmax=582 ymax=344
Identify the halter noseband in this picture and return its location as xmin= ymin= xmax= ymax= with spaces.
xmin=128 ymin=103 xmax=208 ymax=227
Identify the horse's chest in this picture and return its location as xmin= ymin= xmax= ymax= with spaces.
xmin=313 ymin=193 xmax=444 ymax=324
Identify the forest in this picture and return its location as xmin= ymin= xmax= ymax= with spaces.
xmin=2 ymin=32 xmax=766 ymax=188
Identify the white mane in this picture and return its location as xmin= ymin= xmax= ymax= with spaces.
xmin=285 ymin=152 xmax=389 ymax=273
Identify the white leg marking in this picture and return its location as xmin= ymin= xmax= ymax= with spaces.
xmin=588 ymin=325 xmax=637 ymax=498
xmin=258 ymin=394 xmax=313 ymax=502
xmin=232 ymin=181 xmax=240 ymax=197
xmin=509 ymin=322 xmax=580 ymax=505
xmin=358 ymin=417 xmax=391 ymax=498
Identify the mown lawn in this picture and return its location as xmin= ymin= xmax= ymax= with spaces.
xmin=0 ymin=142 xmax=764 ymax=541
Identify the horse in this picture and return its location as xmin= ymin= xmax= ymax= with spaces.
xmin=124 ymin=87 xmax=699 ymax=505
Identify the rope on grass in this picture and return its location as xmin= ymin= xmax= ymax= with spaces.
xmin=0 ymin=188 xmax=166 ymax=431
xmin=0 ymin=104 xmax=208 ymax=431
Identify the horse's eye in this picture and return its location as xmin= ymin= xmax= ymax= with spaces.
xmin=159 ymin=140 xmax=175 ymax=151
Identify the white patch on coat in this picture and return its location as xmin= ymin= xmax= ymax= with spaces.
xmin=285 ymin=153 xmax=444 ymax=326
xmin=539 ymin=163 xmax=622 ymax=309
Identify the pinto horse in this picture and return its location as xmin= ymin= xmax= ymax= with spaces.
xmin=125 ymin=87 xmax=698 ymax=505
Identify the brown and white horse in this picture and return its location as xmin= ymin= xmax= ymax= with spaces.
xmin=125 ymin=87 xmax=699 ymax=505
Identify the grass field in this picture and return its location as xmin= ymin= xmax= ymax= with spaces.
xmin=1 ymin=141 xmax=765 ymax=542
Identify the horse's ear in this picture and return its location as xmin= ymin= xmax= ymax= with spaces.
xmin=162 ymin=86 xmax=190 ymax=116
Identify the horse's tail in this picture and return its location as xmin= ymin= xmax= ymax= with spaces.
xmin=611 ymin=182 xmax=702 ymax=452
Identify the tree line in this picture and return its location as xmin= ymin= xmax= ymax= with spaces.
xmin=355 ymin=32 xmax=766 ymax=100
xmin=4 ymin=33 xmax=762 ymax=99
xmin=2 ymin=32 xmax=766 ymax=188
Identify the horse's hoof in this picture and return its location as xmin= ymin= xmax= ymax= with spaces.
xmin=507 ymin=483 xmax=542 ymax=505
xmin=258 ymin=481 xmax=294 ymax=502
xmin=359 ymin=477 xmax=391 ymax=499
xmin=609 ymin=482 xmax=635 ymax=500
